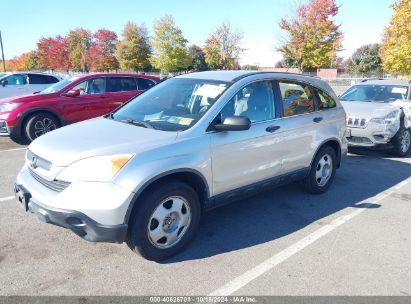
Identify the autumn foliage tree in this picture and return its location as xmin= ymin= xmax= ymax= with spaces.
xmin=380 ymin=0 xmax=411 ymax=75
xmin=37 ymin=37 xmax=52 ymax=69
xmin=87 ymin=29 xmax=119 ymax=72
xmin=116 ymin=22 xmax=151 ymax=71
xmin=67 ymin=28 xmax=92 ymax=71
xmin=347 ymin=44 xmax=382 ymax=76
xmin=278 ymin=0 xmax=343 ymax=71
xmin=150 ymin=15 xmax=191 ymax=73
xmin=48 ymin=35 xmax=70 ymax=71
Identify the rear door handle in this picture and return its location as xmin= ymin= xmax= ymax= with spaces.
xmin=266 ymin=126 xmax=281 ymax=133
xmin=313 ymin=117 xmax=323 ymax=123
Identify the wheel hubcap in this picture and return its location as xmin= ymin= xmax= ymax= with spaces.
xmin=147 ymin=196 xmax=191 ymax=249
xmin=34 ymin=118 xmax=56 ymax=138
xmin=400 ymin=130 xmax=410 ymax=153
xmin=315 ymin=154 xmax=333 ymax=187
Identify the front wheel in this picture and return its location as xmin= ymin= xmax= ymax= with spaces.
xmin=391 ymin=127 xmax=411 ymax=157
xmin=24 ymin=113 xmax=59 ymax=142
xmin=303 ymin=146 xmax=337 ymax=194
xmin=126 ymin=180 xmax=201 ymax=261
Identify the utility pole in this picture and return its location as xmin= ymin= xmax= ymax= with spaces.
xmin=0 ymin=31 xmax=6 ymax=72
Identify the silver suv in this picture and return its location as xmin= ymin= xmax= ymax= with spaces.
xmin=15 ymin=71 xmax=347 ymax=261
xmin=340 ymin=79 xmax=411 ymax=156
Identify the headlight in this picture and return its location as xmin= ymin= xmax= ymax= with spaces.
xmin=370 ymin=110 xmax=400 ymax=124
xmin=56 ymin=154 xmax=134 ymax=182
xmin=0 ymin=102 xmax=22 ymax=113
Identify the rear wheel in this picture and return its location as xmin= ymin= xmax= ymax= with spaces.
xmin=24 ymin=113 xmax=59 ymax=142
xmin=391 ymin=127 xmax=411 ymax=157
xmin=303 ymin=146 xmax=337 ymax=194
xmin=126 ymin=180 xmax=201 ymax=261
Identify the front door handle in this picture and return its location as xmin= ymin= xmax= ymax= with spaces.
xmin=266 ymin=126 xmax=281 ymax=133
xmin=313 ymin=117 xmax=323 ymax=123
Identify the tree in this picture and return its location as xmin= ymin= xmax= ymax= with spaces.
xmin=116 ymin=22 xmax=151 ymax=71
xmin=67 ymin=28 xmax=92 ymax=71
xmin=380 ymin=0 xmax=411 ymax=75
xmin=347 ymin=44 xmax=382 ymax=76
xmin=48 ymin=35 xmax=70 ymax=71
xmin=37 ymin=37 xmax=52 ymax=69
xmin=278 ymin=0 xmax=343 ymax=71
xmin=203 ymin=23 xmax=244 ymax=70
xmin=188 ymin=45 xmax=208 ymax=71
xmin=87 ymin=29 xmax=119 ymax=72
xmin=150 ymin=15 xmax=191 ymax=73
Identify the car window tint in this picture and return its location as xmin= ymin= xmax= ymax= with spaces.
xmin=279 ymin=81 xmax=314 ymax=117
xmin=107 ymin=77 xmax=137 ymax=92
xmin=4 ymin=74 xmax=27 ymax=85
xmin=137 ymin=78 xmax=156 ymax=90
xmin=86 ymin=78 xmax=105 ymax=94
xmin=28 ymin=74 xmax=51 ymax=84
xmin=314 ymin=88 xmax=336 ymax=110
xmin=47 ymin=76 xmax=59 ymax=83
xmin=221 ymin=81 xmax=275 ymax=123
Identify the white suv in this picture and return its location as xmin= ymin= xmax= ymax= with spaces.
xmin=15 ymin=71 xmax=347 ymax=261
xmin=0 ymin=72 xmax=61 ymax=99
xmin=340 ymin=79 xmax=411 ymax=156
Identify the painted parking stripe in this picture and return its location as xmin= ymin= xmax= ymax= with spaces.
xmin=209 ymin=177 xmax=411 ymax=296
xmin=0 ymin=196 xmax=14 ymax=202
xmin=0 ymin=147 xmax=26 ymax=153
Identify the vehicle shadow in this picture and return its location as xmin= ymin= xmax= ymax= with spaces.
xmin=163 ymin=153 xmax=411 ymax=263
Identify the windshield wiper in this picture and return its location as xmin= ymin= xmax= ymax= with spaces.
xmin=33 ymin=91 xmax=41 ymax=94
xmin=121 ymin=119 xmax=154 ymax=129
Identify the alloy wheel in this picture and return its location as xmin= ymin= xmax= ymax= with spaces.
xmin=315 ymin=154 xmax=333 ymax=187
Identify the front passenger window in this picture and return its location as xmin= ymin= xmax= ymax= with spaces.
xmin=220 ymin=81 xmax=275 ymax=123
xmin=279 ymin=81 xmax=314 ymax=117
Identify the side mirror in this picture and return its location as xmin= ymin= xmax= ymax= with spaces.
xmin=214 ymin=116 xmax=251 ymax=131
xmin=1 ymin=80 xmax=7 ymax=87
xmin=65 ymin=89 xmax=80 ymax=97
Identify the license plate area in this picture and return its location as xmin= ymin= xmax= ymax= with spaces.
xmin=14 ymin=184 xmax=31 ymax=211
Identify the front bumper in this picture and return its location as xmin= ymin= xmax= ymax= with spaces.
xmin=346 ymin=122 xmax=398 ymax=147
xmin=24 ymin=195 xmax=128 ymax=243
xmin=15 ymin=164 xmax=134 ymax=243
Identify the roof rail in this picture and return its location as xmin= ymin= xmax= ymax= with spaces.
xmin=361 ymin=78 xmax=384 ymax=83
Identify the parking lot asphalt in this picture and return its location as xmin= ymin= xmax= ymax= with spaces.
xmin=0 ymin=136 xmax=410 ymax=296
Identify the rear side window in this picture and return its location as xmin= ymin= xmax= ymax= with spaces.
xmin=279 ymin=81 xmax=314 ymax=117
xmin=28 ymin=74 xmax=56 ymax=84
xmin=313 ymin=88 xmax=336 ymax=110
xmin=137 ymin=77 xmax=156 ymax=90
xmin=107 ymin=77 xmax=137 ymax=92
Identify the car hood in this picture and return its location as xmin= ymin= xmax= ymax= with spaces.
xmin=0 ymin=92 xmax=56 ymax=104
xmin=28 ymin=117 xmax=178 ymax=167
xmin=340 ymin=100 xmax=400 ymax=119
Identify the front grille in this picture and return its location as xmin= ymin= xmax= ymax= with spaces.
xmin=347 ymin=117 xmax=367 ymax=128
xmin=29 ymin=168 xmax=70 ymax=192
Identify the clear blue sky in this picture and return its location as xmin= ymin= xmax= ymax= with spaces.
xmin=1 ymin=0 xmax=394 ymax=66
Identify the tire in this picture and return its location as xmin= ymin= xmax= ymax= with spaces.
xmin=391 ymin=127 xmax=411 ymax=157
xmin=126 ymin=180 xmax=201 ymax=261
xmin=303 ymin=146 xmax=337 ymax=194
xmin=24 ymin=113 xmax=59 ymax=142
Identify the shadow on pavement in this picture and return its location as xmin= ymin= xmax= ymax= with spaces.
xmin=164 ymin=153 xmax=411 ymax=263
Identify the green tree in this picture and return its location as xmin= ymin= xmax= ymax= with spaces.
xmin=67 ymin=28 xmax=92 ymax=71
xmin=150 ymin=15 xmax=191 ymax=73
xmin=116 ymin=22 xmax=151 ymax=71
xmin=347 ymin=44 xmax=382 ymax=76
xmin=188 ymin=45 xmax=208 ymax=71
xmin=278 ymin=0 xmax=343 ymax=71
xmin=203 ymin=23 xmax=244 ymax=70
xmin=380 ymin=0 xmax=411 ymax=75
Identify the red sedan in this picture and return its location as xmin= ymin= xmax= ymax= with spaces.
xmin=0 ymin=73 xmax=160 ymax=142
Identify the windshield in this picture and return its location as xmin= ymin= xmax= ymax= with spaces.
xmin=111 ymin=78 xmax=229 ymax=131
xmin=340 ymin=84 xmax=409 ymax=103
xmin=39 ymin=78 xmax=74 ymax=94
